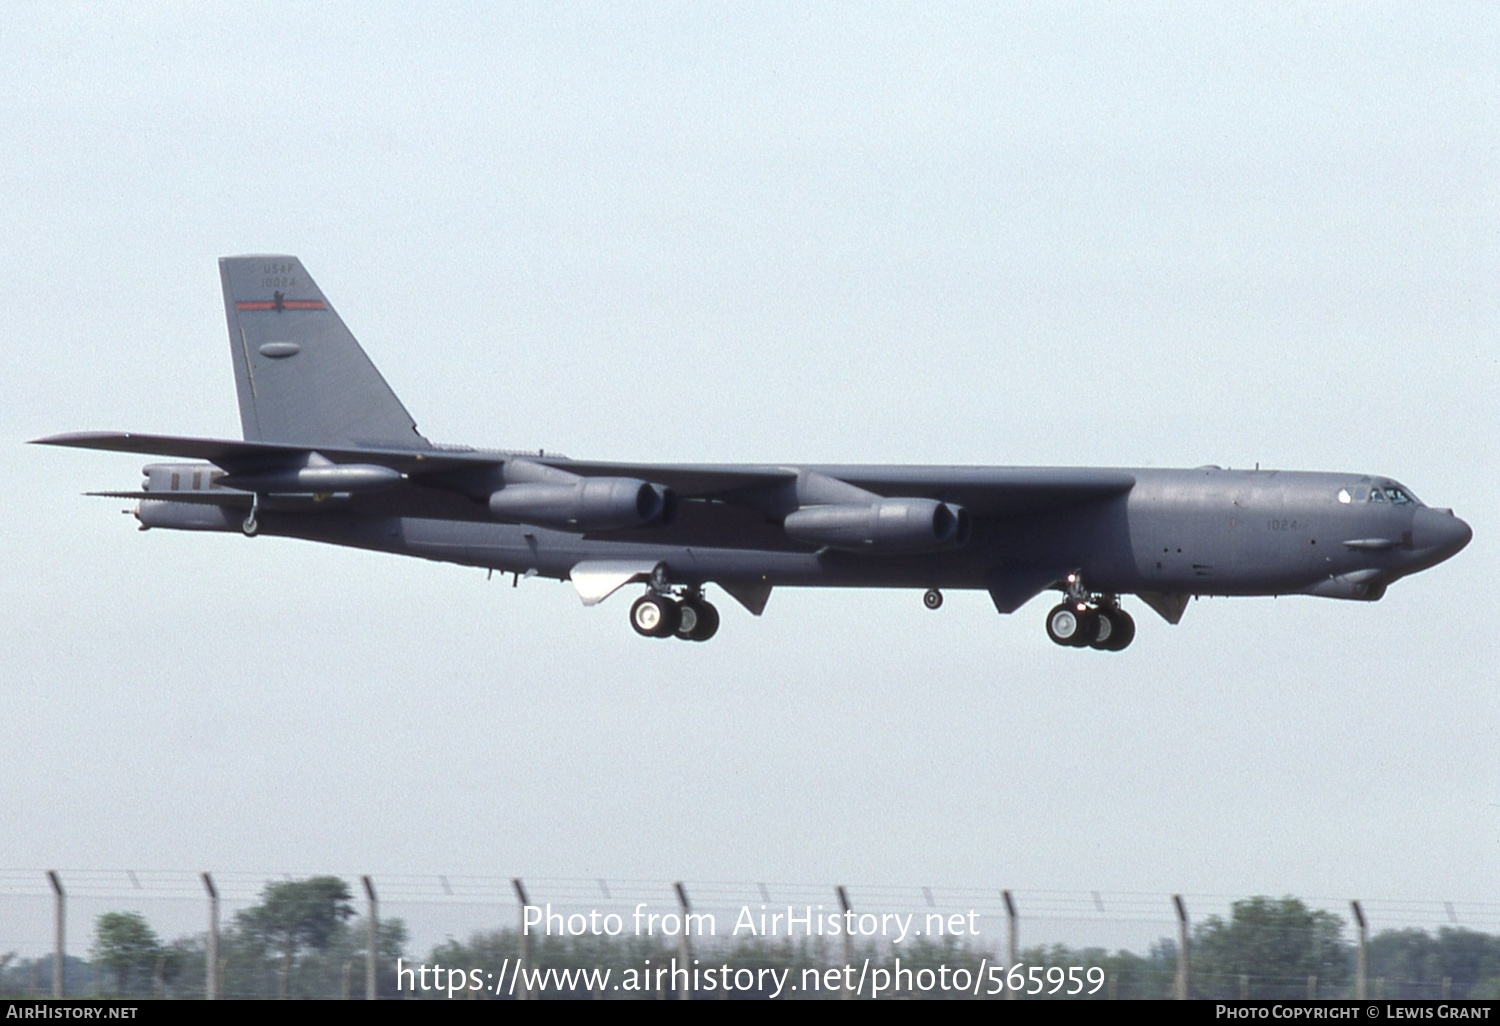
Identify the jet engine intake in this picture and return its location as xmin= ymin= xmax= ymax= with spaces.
xmin=783 ymin=498 xmax=970 ymax=552
xmin=488 ymin=477 xmax=669 ymax=531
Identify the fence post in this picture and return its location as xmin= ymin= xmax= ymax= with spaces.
xmin=837 ymin=886 xmax=855 ymax=999
xmin=1351 ymin=900 xmax=1367 ymax=1000
xmin=511 ymin=879 xmax=533 ymax=999
xmin=1003 ymin=890 xmax=1018 ymax=1001
xmin=1173 ymin=895 xmax=1190 ymax=1000
xmin=674 ymin=882 xmax=693 ymax=1001
xmin=47 ymin=871 xmax=64 ymax=998
xmin=363 ymin=876 xmax=378 ymax=1000
xmin=201 ymin=873 xmax=219 ymax=999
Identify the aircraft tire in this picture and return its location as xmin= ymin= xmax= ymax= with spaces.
xmin=241 ymin=515 xmax=260 ymax=537
xmin=1070 ymin=607 xmax=1098 ymax=647
xmin=1045 ymin=603 xmax=1087 ymax=647
xmin=1103 ymin=609 xmax=1135 ymax=651
xmin=1090 ymin=608 xmax=1116 ymax=649
xmin=630 ymin=594 xmax=680 ymax=638
xmin=679 ymin=600 xmax=720 ymax=642
xmin=676 ymin=600 xmax=699 ymax=638
xmin=923 ymin=588 xmax=943 ymax=610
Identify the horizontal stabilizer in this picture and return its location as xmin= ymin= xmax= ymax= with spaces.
xmin=33 ymin=431 xmax=472 ymax=474
xmin=87 ymin=490 xmax=251 ymax=507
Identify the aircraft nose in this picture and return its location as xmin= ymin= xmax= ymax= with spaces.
xmin=1410 ymin=507 xmax=1472 ymax=561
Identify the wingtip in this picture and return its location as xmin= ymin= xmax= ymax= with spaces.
xmin=30 ymin=431 xmax=122 ymax=447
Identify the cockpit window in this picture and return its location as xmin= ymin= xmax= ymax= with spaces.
xmin=1365 ymin=485 xmax=1417 ymax=506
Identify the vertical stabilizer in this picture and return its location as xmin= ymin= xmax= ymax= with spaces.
xmin=220 ymin=255 xmax=428 ymax=449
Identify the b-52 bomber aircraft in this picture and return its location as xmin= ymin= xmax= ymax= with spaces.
xmin=36 ymin=256 xmax=1472 ymax=650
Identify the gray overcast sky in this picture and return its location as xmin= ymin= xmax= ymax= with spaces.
xmin=2 ymin=2 xmax=1497 ymax=953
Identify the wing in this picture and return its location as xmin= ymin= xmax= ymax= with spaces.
xmin=801 ymin=464 xmax=1136 ymax=517
xmin=33 ymin=431 xmax=490 ymax=474
xmin=37 ymin=433 xmax=1134 ymax=525
xmin=541 ymin=460 xmax=1135 ymax=515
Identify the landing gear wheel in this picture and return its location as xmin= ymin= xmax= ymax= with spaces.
xmin=1070 ymin=607 xmax=1098 ymax=647
xmin=677 ymin=600 xmax=699 ymax=637
xmin=242 ymin=494 xmax=262 ymax=537
xmin=1090 ymin=608 xmax=1118 ymax=650
xmin=1046 ymin=603 xmax=1095 ymax=647
xmin=923 ymin=588 xmax=943 ymax=610
xmin=630 ymin=594 xmax=680 ymax=638
xmin=1098 ymin=609 xmax=1135 ymax=651
xmin=676 ymin=599 xmax=720 ymax=642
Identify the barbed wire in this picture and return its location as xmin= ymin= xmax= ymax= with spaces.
xmin=2 ymin=870 xmax=1496 ymax=935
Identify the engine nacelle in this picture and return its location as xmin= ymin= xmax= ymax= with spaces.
xmin=488 ymin=477 xmax=668 ymax=531
xmin=783 ymin=498 xmax=970 ymax=553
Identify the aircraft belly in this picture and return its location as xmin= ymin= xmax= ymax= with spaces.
xmin=266 ymin=514 xmax=1010 ymax=590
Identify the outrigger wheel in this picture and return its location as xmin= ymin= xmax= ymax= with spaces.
xmin=241 ymin=494 xmax=262 ymax=537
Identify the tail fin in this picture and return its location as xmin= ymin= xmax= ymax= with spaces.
xmin=219 ymin=255 xmax=428 ymax=449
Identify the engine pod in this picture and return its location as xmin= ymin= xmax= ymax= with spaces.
xmin=488 ymin=477 xmax=668 ymax=531
xmin=783 ymin=497 xmax=969 ymax=552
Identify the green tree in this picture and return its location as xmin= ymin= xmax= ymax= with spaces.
xmin=1193 ymin=896 xmax=1350 ymax=998
xmin=233 ymin=877 xmax=355 ymax=999
xmin=1369 ymin=927 xmax=1500 ymax=999
xmin=313 ymin=916 xmax=410 ymax=998
xmin=91 ymin=912 xmax=165 ymax=996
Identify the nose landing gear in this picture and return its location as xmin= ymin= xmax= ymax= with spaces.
xmin=1045 ymin=575 xmax=1135 ymax=651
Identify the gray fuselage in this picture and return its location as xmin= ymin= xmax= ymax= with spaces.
xmin=135 ymin=463 xmax=1471 ymax=616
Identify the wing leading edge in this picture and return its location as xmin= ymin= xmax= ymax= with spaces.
xmin=35 ymin=433 xmax=1135 ymax=516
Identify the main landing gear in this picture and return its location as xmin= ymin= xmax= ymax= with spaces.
xmin=1045 ymin=575 xmax=1135 ymax=652
xmin=630 ymin=587 xmax=721 ymax=642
